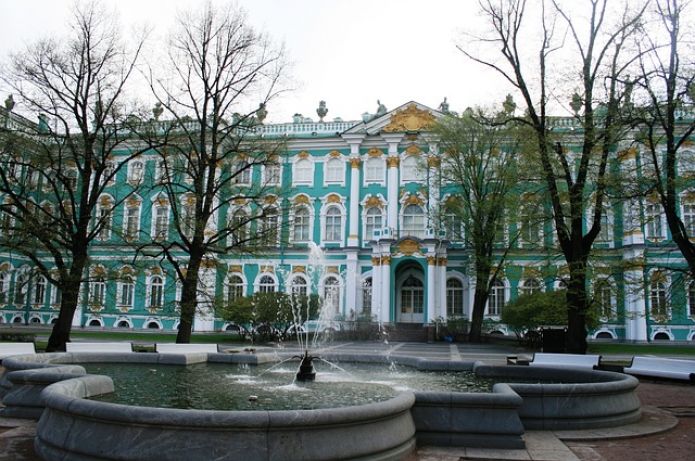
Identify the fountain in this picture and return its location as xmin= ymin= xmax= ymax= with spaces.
xmin=294 ymin=350 xmax=318 ymax=381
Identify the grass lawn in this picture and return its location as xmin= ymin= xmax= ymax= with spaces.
xmin=588 ymin=342 xmax=695 ymax=356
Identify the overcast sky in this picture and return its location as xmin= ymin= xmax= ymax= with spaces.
xmin=2 ymin=1 xmax=690 ymax=123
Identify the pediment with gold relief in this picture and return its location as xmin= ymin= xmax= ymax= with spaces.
xmin=395 ymin=238 xmax=422 ymax=256
xmin=383 ymin=104 xmax=436 ymax=133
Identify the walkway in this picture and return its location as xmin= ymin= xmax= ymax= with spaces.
xmin=1 ymin=341 xmax=694 ymax=461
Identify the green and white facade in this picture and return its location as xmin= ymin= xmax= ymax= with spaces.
xmin=2 ymin=100 xmax=695 ymax=342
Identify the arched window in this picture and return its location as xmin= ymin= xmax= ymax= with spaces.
xmin=230 ymin=209 xmax=248 ymax=245
xmin=0 ymin=272 xmax=9 ymax=304
xmin=325 ymin=158 xmax=344 ymax=183
xmin=520 ymin=278 xmax=542 ymax=296
xmin=293 ymin=206 xmax=310 ymax=242
xmin=96 ymin=199 xmax=112 ymax=242
xmin=153 ymin=204 xmax=169 ymax=241
xmin=128 ymin=160 xmax=144 ymax=183
xmin=594 ymin=279 xmax=613 ymax=318
xmin=402 ymin=204 xmax=425 ymax=238
xmin=124 ymin=203 xmax=140 ymax=241
xmin=650 ymin=275 xmax=668 ymax=317
xmin=118 ymin=276 xmax=134 ymax=308
xmin=258 ymin=275 xmax=276 ymax=293
xmin=401 ymin=275 xmax=424 ymax=315
xmin=362 ymin=278 xmax=372 ymax=315
xmin=683 ymin=200 xmax=695 ymax=236
xmin=261 ymin=207 xmax=279 ymax=246
xmin=488 ymin=279 xmax=506 ymax=316
xmin=294 ymin=159 xmax=313 ymax=183
xmin=446 ymin=278 xmax=464 ymax=317
xmin=233 ymin=160 xmax=251 ymax=185
xmin=33 ymin=276 xmax=46 ymax=305
xmin=323 ymin=277 xmax=340 ymax=314
xmin=645 ymin=202 xmax=663 ymax=240
xmin=149 ymin=276 xmax=164 ymax=309
xmin=364 ymin=157 xmax=384 ymax=183
xmin=443 ymin=211 xmax=463 ymax=241
xmin=324 ymin=206 xmax=342 ymax=242
xmin=15 ymin=272 xmax=29 ymax=305
xmin=290 ymin=276 xmax=307 ymax=298
xmin=146 ymin=321 xmax=160 ymax=329
xmin=116 ymin=320 xmax=130 ymax=328
xmin=365 ymin=207 xmax=382 ymax=241
xmin=90 ymin=277 xmax=106 ymax=306
xmin=689 ymin=281 xmax=695 ymax=317
xmin=227 ymin=275 xmax=244 ymax=304
xmin=181 ymin=196 xmax=196 ymax=239
xmin=401 ymin=156 xmax=421 ymax=182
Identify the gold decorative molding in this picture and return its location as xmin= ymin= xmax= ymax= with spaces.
xmin=264 ymin=195 xmax=277 ymax=205
xmin=260 ymin=265 xmax=274 ymax=273
xmin=326 ymin=193 xmax=341 ymax=204
xmin=437 ymin=257 xmax=447 ymax=266
xmin=350 ymin=157 xmax=361 ymax=168
xmin=386 ymin=156 xmax=400 ymax=168
xmin=126 ymin=196 xmax=141 ymax=207
xmin=297 ymin=151 xmax=310 ymax=159
xmin=233 ymin=197 xmax=247 ymax=206
xmin=398 ymin=238 xmax=420 ymax=256
xmin=683 ymin=191 xmax=695 ymax=202
xmin=120 ymin=266 xmax=134 ymax=275
xmin=521 ymin=267 xmax=542 ymax=279
xmin=371 ymin=257 xmax=381 ymax=266
xmin=326 ymin=266 xmax=339 ymax=274
xmin=329 ymin=150 xmax=342 ymax=158
xmin=365 ymin=196 xmax=383 ymax=208
xmin=292 ymin=265 xmax=306 ymax=273
xmin=92 ymin=266 xmax=107 ymax=276
xmin=381 ymin=256 xmax=392 ymax=265
xmin=367 ymin=148 xmax=384 ymax=157
xmin=405 ymin=144 xmax=421 ymax=155
xmin=427 ymin=156 xmax=440 ymax=168
xmin=427 ymin=256 xmax=437 ymax=265
xmin=229 ymin=265 xmax=243 ymax=274
xmin=405 ymin=194 xmax=424 ymax=206
xmin=155 ymin=196 xmax=168 ymax=206
xmin=99 ymin=196 xmax=112 ymax=207
xmin=405 ymin=133 xmax=419 ymax=142
xmin=383 ymin=104 xmax=436 ymax=133
xmin=184 ymin=195 xmax=196 ymax=206
xmin=0 ymin=262 xmax=10 ymax=271
xmin=202 ymin=259 xmax=216 ymax=269
xmin=149 ymin=266 xmax=162 ymax=275
xmin=618 ymin=146 xmax=638 ymax=161
xmin=683 ymin=139 xmax=693 ymax=147
xmin=294 ymin=195 xmax=310 ymax=205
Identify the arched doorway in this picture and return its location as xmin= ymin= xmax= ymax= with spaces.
xmin=395 ymin=261 xmax=425 ymax=323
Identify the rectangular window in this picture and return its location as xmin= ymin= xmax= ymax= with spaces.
xmin=154 ymin=206 xmax=169 ymax=240
xmin=365 ymin=158 xmax=384 ymax=183
xmin=265 ymin=164 xmax=281 ymax=185
xmin=125 ymin=207 xmax=140 ymax=240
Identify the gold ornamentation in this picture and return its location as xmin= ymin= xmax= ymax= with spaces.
xmin=292 ymin=266 xmax=306 ymax=273
xmin=371 ymin=257 xmax=381 ymax=266
xmin=150 ymin=267 xmax=162 ymax=275
xmin=405 ymin=194 xmax=424 ymax=206
xmin=261 ymin=265 xmax=274 ymax=273
xmin=92 ymin=266 xmax=107 ymax=276
xmin=427 ymin=156 xmax=440 ymax=168
xmin=350 ymin=157 xmax=361 ymax=168
xmin=184 ymin=195 xmax=196 ymax=206
xmin=398 ymin=239 xmax=420 ymax=256
xmin=329 ymin=150 xmax=342 ymax=158
xmin=367 ymin=148 xmax=384 ymax=157
xmin=365 ymin=196 xmax=383 ymax=208
xmin=383 ymin=104 xmax=436 ymax=133
xmin=294 ymin=195 xmax=310 ymax=205
xmin=298 ymin=151 xmax=310 ymax=159
xmin=234 ymin=197 xmax=247 ymax=205
xmin=264 ymin=195 xmax=277 ymax=204
xmin=521 ymin=267 xmax=542 ymax=278
xmin=229 ymin=265 xmax=243 ymax=273
xmin=405 ymin=144 xmax=421 ymax=155
xmin=0 ymin=262 xmax=9 ymax=271
xmin=99 ymin=196 xmax=112 ymax=207
xmin=126 ymin=196 xmax=141 ymax=207
xmin=382 ymin=256 xmax=392 ymax=265
xmin=426 ymin=256 xmax=437 ymax=265
xmin=155 ymin=196 xmax=168 ymax=206
xmin=202 ymin=259 xmax=217 ymax=269
xmin=437 ymin=257 xmax=447 ymax=266
xmin=121 ymin=266 xmax=134 ymax=275
xmin=326 ymin=194 xmax=341 ymax=204
xmin=326 ymin=266 xmax=339 ymax=274
xmin=386 ymin=156 xmax=400 ymax=168
xmin=618 ymin=147 xmax=638 ymax=161
xmin=405 ymin=134 xmax=418 ymax=141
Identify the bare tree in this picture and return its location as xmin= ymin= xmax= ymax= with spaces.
xmin=436 ymin=101 xmax=527 ymax=342
xmin=142 ymin=2 xmax=287 ymax=343
xmin=462 ymin=0 xmax=645 ymax=352
xmin=634 ymin=0 xmax=695 ymax=276
xmin=0 ymin=2 xmax=149 ymax=351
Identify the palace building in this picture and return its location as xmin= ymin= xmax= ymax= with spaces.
xmin=1 ymin=100 xmax=695 ymax=342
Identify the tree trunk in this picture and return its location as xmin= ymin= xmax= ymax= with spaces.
xmin=45 ymin=275 xmax=82 ymax=352
xmin=468 ymin=259 xmax=492 ymax=343
xmin=175 ymin=255 xmax=203 ymax=343
xmin=565 ymin=262 xmax=588 ymax=354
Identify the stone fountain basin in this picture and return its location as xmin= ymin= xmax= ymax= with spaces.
xmin=0 ymin=352 xmax=641 ymax=460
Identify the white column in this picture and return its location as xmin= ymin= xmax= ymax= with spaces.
xmin=439 ymin=257 xmax=448 ymax=320
xmin=371 ymin=256 xmax=381 ymax=320
xmin=427 ymin=144 xmax=440 ymax=230
xmin=345 ymin=251 xmax=357 ymax=316
xmin=193 ymin=262 xmax=216 ymax=332
xmin=624 ymin=269 xmax=648 ymax=341
xmin=348 ymin=158 xmax=361 ymax=247
xmin=426 ymin=256 xmax=436 ymax=324
xmin=72 ymin=305 xmax=82 ymax=327
xmin=386 ymin=157 xmax=399 ymax=232
xmin=381 ymin=256 xmax=391 ymax=323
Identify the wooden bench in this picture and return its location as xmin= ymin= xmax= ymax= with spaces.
xmin=66 ymin=342 xmax=133 ymax=353
xmin=624 ymin=356 xmax=695 ymax=382
xmin=0 ymin=342 xmax=36 ymax=360
xmin=155 ymin=344 xmax=219 ymax=354
xmin=529 ymin=353 xmax=601 ymax=370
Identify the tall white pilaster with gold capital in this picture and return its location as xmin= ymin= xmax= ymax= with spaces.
xmin=382 ymin=134 xmax=403 ymax=233
xmin=427 ymin=143 xmax=440 ymax=225
xmin=426 ymin=256 xmax=437 ymax=324
xmin=348 ymin=158 xmax=361 ymax=247
xmin=345 ymin=250 xmax=358 ymax=317
xmin=371 ymin=256 xmax=381 ymax=319
xmin=381 ymin=256 xmax=392 ymax=323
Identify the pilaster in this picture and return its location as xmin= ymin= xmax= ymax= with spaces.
xmin=426 ymin=256 xmax=436 ymax=324
xmin=382 ymin=134 xmax=403 ymax=233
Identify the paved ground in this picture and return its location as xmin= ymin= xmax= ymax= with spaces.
xmin=1 ymin=341 xmax=694 ymax=460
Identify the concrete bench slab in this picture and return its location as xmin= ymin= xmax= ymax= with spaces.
xmin=0 ymin=343 xmax=37 ymax=360
xmin=66 ymin=342 xmax=133 ymax=353
xmin=624 ymin=356 xmax=695 ymax=382
xmin=155 ymin=343 xmax=218 ymax=354
xmin=529 ymin=353 xmax=600 ymax=370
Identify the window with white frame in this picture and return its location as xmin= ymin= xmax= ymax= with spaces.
xmin=103 ymin=161 xmax=116 ymax=185
xmin=50 ymin=284 xmax=61 ymax=306
xmin=683 ymin=201 xmax=695 ymax=236
xmin=90 ymin=277 xmax=106 ymax=306
xmin=650 ymin=273 xmax=668 ymax=318
xmin=96 ymin=201 xmax=112 ymax=242
xmin=0 ymin=272 xmax=9 ymax=304
xmin=402 ymin=204 xmax=425 ymax=238
xmin=155 ymin=159 xmax=167 ymax=184
xmin=128 ymin=160 xmax=144 ymax=183
xmin=324 ymin=206 xmax=342 ymax=242
xmin=66 ymin=168 xmax=78 ymax=191
xmin=594 ymin=279 xmax=613 ymax=318
xmin=362 ymin=278 xmax=372 ymax=316
xmin=401 ymin=156 xmax=421 ymax=182
xmin=153 ymin=204 xmax=169 ymax=241
xmin=487 ymin=279 xmax=506 ymax=316
xmin=33 ymin=276 xmax=46 ymax=305
xmin=226 ymin=274 xmax=244 ymax=304
xmin=446 ymin=278 xmax=464 ymax=317
xmin=294 ymin=159 xmax=313 ymax=184
xmin=323 ymin=277 xmax=340 ymax=314
xmin=689 ymin=281 xmax=695 ymax=317
xmin=597 ymin=209 xmax=611 ymax=243
xmin=645 ymin=202 xmax=663 ymax=240
xmin=258 ymin=275 xmax=276 ymax=293
xmin=264 ymin=163 xmax=281 ymax=185
xmin=124 ymin=204 xmax=140 ymax=241
xmin=14 ymin=272 xmax=28 ymax=305
xmin=519 ymin=278 xmax=542 ymax=296
xmin=325 ymin=158 xmax=344 ymax=183
xmin=181 ymin=197 xmax=196 ymax=239
xmin=149 ymin=276 xmax=164 ymax=309
xmin=233 ymin=160 xmax=251 ymax=185
xmin=364 ymin=157 xmax=384 ymax=183
xmin=261 ymin=207 xmax=279 ymax=246
xmin=443 ymin=211 xmax=463 ymax=241
xmin=118 ymin=276 xmax=134 ymax=308
xmin=365 ymin=207 xmax=382 ymax=241
xmin=293 ymin=206 xmax=311 ymax=243
xmin=519 ymin=201 xmax=542 ymax=245
xmin=229 ymin=209 xmax=248 ymax=245
xmin=290 ymin=276 xmax=307 ymax=298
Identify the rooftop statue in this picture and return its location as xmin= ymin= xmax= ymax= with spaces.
xmin=316 ymin=100 xmax=328 ymax=122
xmin=256 ymin=103 xmax=268 ymax=124
xmin=4 ymin=94 xmax=14 ymax=112
xmin=438 ymin=97 xmax=449 ymax=114
xmin=376 ymin=100 xmax=387 ymax=116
